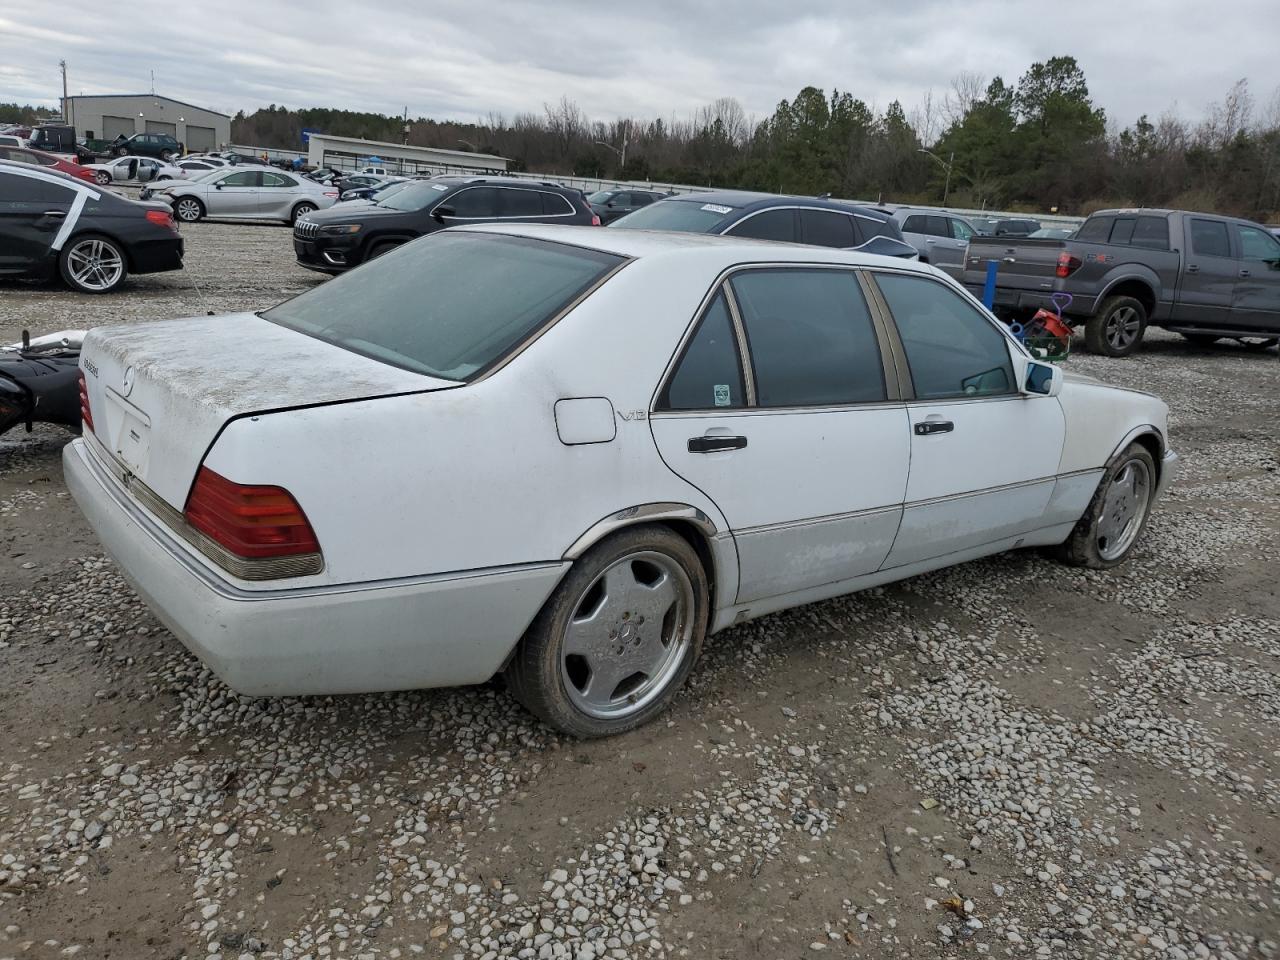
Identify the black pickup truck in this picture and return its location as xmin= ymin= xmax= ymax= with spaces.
xmin=961 ymin=208 xmax=1280 ymax=356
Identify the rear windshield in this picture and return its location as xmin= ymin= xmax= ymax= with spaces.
xmin=609 ymin=198 xmax=735 ymax=232
xmin=262 ymin=232 xmax=623 ymax=381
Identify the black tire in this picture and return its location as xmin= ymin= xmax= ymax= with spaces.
xmin=112 ymin=146 xmax=126 ymax=158
xmin=291 ymin=202 xmax=317 ymax=224
xmin=173 ymin=196 xmax=204 ymax=223
xmin=1055 ymin=442 xmax=1158 ymax=569
xmin=505 ymin=525 xmax=710 ymax=738
xmin=366 ymin=241 xmax=399 ymax=261
xmin=160 ymin=150 xmax=175 ymax=162
xmin=1180 ymin=332 xmax=1221 ymax=346
xmin=1085 ymin=296 xmax=1148 ymax=357
xmin=58 ymin=234 xmax=129 ymax=294
xmin=94 ymin=170 xmax=111 ymax=185
xmin=156 ymin=175 xmax=171 ymax=181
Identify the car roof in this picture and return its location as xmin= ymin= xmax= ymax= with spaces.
xmin=428 ymin=176 xmax=575 ymax=190
xmin=458 ymin=222 xmax=941 ymax=273
xmin=660 ymin=190 xmax=893 ymax=222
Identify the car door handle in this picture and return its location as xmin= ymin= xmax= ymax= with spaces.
xmin=914 ymin=420 xmax=954 ymax=436
xmin=1239 ymin=268 xmax=1251 ymax=278
xmin=688 ymin=435 xmax=747 ymax=453
xmin=1186 ymin=264 xmax=1199 ymax=274
xmin=41 ymin=210 xmax=66 ymax=218
xmin=925 ymin=238 xmax=936 ymax=243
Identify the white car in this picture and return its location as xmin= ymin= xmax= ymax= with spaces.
xmin=65 ymin=226 xmax=1176 ymax=737
xmin=85 ymin=155 xmax=185 ymax=185
xmin=174 ymin=156 xmax=230 ymax=175
xmin=0 ymin=134 xmax=25 ymax=147
xmin=147 ymin=168 xmax=339 ymax=224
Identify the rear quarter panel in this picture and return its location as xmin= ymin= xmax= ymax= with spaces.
xmin=201 ymin=253 xmax=737 ymax=588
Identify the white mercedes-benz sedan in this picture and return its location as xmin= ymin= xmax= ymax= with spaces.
xmin=65 ymin=226 xmax=1177 ymax=737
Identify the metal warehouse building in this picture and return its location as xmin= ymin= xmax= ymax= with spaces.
xmin=304 ymin=134 xmax=509 ymax=175
xmin=62 ymin=94 xmax=231 ymax=153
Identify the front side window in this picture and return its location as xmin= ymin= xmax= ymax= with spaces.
xmin=263 ymin=232 xmax=622 ymax=381
xmin=220 ymin=171 xmax=259 ymax=187
xmin=951 ymin=218 xmax=975 ymax=241
xmin=1237 ymin=224 xmax=1280 ymax=261
xmin=725 ymin=208 xmax=797 ymax=243
xmin=1190 ymin=219 xmax=1232 ymax=258
xmin=876 ymin=273 xmax=1014 ymax=400
xmin=799 ymin=209 xmax=855 ymax=248
xmin=730 ymin=269 xmax=885 ymax=407
xmin=660 ymin=294 xmax=745 ymax=411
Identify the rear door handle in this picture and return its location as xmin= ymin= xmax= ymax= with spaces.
xmin=1186 ymin=264 xmax=1199 ymax=274
xmin=914 ymin=420 xmax=954 ymax=436
xmin=688 ymin=435 xmax=747 ymax=453
xmin=41 ymin=210 xmax=66 ymax=218
xmin=1239 ymin=269 xmax=1251 ymax=278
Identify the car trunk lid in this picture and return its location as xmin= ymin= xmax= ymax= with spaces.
xmin=79 ymin=312 xmax=456 ymax=510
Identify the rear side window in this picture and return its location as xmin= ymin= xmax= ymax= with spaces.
xmin=263 ymin=233 xmax=623 ymax=381
xmin=539 ymin=192 xmax=575 ymax=215
xmin=856 ymin=215 xmax=898 ymax=241
xmin=730 ymin=269 xmax=885 ymax=407
xmin=876 ymin=273 xmax=1014 ymax=400
xmin=0 ymin=171 xmax=76 ymax=203
xmin=1075 ymin=216 xmax=1112 ymax=243
xmin=799 ymin=209 xmax=855 ymax=248
xmin=1109 ymin=218 xmax=1137 ymax=245
xmin=221 ymin=171 xmax=258 ymax=187
xmin=1132 ymin=216 xmax=1170 ymax=249
xmin=660 ymin=294 xmax=745 ymax=410
xmin=902 ymin=215 xmax=930 ymax=234
xmin=499 ymin=188 xmax=543 ymax=218
xmin=633 ymin=193 xmax=657 ymax=207
xmin=725 ymin=208 xmax=797 ymax=243
xmin=1190 ymin=219 xmax=1232 ymax=258
xmin=262 ymin=172 xmax=294 ymax=187
xmin=448 ymin=187 xmax=501 ymax=217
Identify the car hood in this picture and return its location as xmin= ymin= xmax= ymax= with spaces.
xmin=300 ymin=203 xmax=414 ymax=225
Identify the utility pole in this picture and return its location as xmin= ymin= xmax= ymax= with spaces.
xmin=917 ymin=147 xmax=956 ymax=205
xmin=402 ymin=106 xmax=409 ymax=145
xmin=60 ymin=60 xmax=68 ymax=124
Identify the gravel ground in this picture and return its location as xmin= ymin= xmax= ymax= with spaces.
xmin=1 ymin=219 xmax=1278 ymax=960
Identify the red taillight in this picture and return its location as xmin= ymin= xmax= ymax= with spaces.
xmin=77 ymin=369 xmax=94 ymax=432
xmin=184 ymin=467 xmax=320 ymax=559
xmin=1056 ymin=251 xmax=1082 ymax=278
xmin=591 ymin=213 xmax=601 ymax=226
xmin=145 ymin=209 xmax=175 ymax=230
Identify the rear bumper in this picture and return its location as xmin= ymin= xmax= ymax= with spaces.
xmin=963 ymin=283 xmax=1098 ymax=317
xmin=64 ymin=437 xmax=568 ymax=696
xmin=130 ymin=236 xmax=184 ymax=274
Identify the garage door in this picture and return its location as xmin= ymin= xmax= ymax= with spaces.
xmin=145 ymin=120 xmax=177 ymax=137
xmin=185 ymin=125 xmax=215 ymax=152
xmin=102 ymin=116 xmax=135 ymax=139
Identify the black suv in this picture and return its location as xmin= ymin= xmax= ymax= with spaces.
xmin=587 ymin=188 xmax=669 ymax=224
xmin=609 ymin=190 xmax=917 ymax=259
xmin=111 ymin=132 xmax=184 ymax=161
xmin=293 ymin=177 xmax=599 ymax=273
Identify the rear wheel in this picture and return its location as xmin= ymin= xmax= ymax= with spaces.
xmin=174 ymin=197 xmax=204 ymax=223
xmin=505 ymin=526 xmax=709 ymax=738
xmin=291 ymin=202 xmax=317 ymax=224
xmin=94 ymin=171 xmax=110 ymax=185
xmin=59 ymin=235 xmax=128 ymax=294
xmin=1055 ymin=442 xmax=1157 ymax=569
xmin=160 ymin=149 xmax=175 ymax=162
xmin=1085 ymin=296 xmax=1147 ymax=357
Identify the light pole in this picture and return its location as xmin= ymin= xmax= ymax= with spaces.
xmin=918 ymin=147 xmax=955 ymax=205
xmin=595 ymin=120 xmax=629 ymax=170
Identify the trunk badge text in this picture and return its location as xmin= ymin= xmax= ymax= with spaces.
xmin=616 ymin=410 xmax=647 ymax=422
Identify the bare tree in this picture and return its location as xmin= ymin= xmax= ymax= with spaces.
xmin=909 ymin=88 xmax=941 ymax=146
xmin=943 ymin=71 xmax=986 ymax=125
xmin=544 ymin=96 xmax=586 ymax=159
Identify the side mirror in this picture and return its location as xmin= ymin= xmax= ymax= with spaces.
xmin=1023 ymin=361 xmax=1062 ymax=397
xmin=433 ymin=204 xmax=456 ymax=223
xmin=214 ymin=182 xmax=223 ymax=190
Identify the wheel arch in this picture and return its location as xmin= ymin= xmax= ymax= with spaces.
xmin=62 ymin=228 xmax=136 ymax=272
xmin=1109 ymin=424 xmax=1166 ymax=484
xmin=1097 ymin=273 xmax=1159 ymax=318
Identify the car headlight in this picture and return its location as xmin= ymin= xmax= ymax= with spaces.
xmin=318 ymin=224 xmax=362 ymax=235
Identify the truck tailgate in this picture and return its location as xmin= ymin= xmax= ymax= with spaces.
xmin=962 ymin=237 xmax=1066 ymax=292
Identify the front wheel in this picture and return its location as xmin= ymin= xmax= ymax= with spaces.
xmin=1055 ymin=442 xmax=1157 ymax=569
xmin=1085 ymin=296 xmax=1147 ymax=357
xmin=160 ymin=150 xmax=175 ymax=162
xmin=94 ymin=170 xmax=111 ymax=185
xmin=505 ymin=526 xmax=709 ymax=738
xmin=291 ymin=202 xmax=316 ymax=224
xmin=173 ymin=197 xmax=204 ymax=223
xmin=59 ymin=235 xmax=128 ymax=294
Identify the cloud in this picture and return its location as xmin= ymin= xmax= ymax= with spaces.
xmin=0 ymin=0 xmax=1275 ymax=132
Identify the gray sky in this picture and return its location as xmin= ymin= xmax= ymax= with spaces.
xmin=1 ymin=0 xmax=1275 ymax=133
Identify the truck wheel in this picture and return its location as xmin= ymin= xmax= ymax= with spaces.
xmin=1085 ymin=296 xmax=1147 ymax=357
xmin=1054 ymin=441 xmax=1157 ymax=569
xmin=505 ymin=525 xmax=709 ymax=738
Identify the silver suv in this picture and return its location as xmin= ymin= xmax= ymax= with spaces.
xmin=887 ymin=209 xmax=978 ymax=278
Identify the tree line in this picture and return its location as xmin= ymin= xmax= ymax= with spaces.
xmin=7 ymin=55 xmax=1278 ymax=220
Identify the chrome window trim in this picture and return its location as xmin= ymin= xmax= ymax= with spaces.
xmin=720 ymin=284 xmax=757 ymax=406
xmin=717 ymin=205 xmax=801 ymax=240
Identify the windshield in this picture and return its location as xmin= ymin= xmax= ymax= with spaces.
xmin=609 ymin=198 xmax=736 ymax=232
xmin=262 ymin=232 xmax=624 ymax=381
xmin=586 ymin=191 xmax=613 ymax=204
xmin=375 ymin=180 xmax=454 ymax=212
xmin=370 ymin=180 xmax=412 ymax=201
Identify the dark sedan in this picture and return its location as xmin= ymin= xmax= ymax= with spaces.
xmin=587 ymin=188 xmax=669 ymax=224
xmin=0 ymin=160 xmax=183 ymax=293
xmin=609 ymin=190 xmax=917 ymax=259
xmin=293 ymin=176 xmax=598 ymax=273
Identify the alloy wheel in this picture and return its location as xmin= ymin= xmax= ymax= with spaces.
xmin=1096 ymin=457 xmax=1152 ymax=561
xmin=175 ymin=199 xmax=201 ymax=222
xmin=559 ymin=550 xmax=695 ymax=721
xmin=1105 ymin=306 xmax=1141 ymax=350
xmin=65 ymin=239 xmax=124 ymax=292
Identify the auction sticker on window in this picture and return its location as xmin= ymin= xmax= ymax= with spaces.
xmin=700 ymin=204 xmax=733 ymax=215
xmin=714 ymin=384 xmax=731 ymax=406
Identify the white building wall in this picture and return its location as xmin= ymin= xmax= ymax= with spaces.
xmin=64 ymin=95 xmax=231 ymax=149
